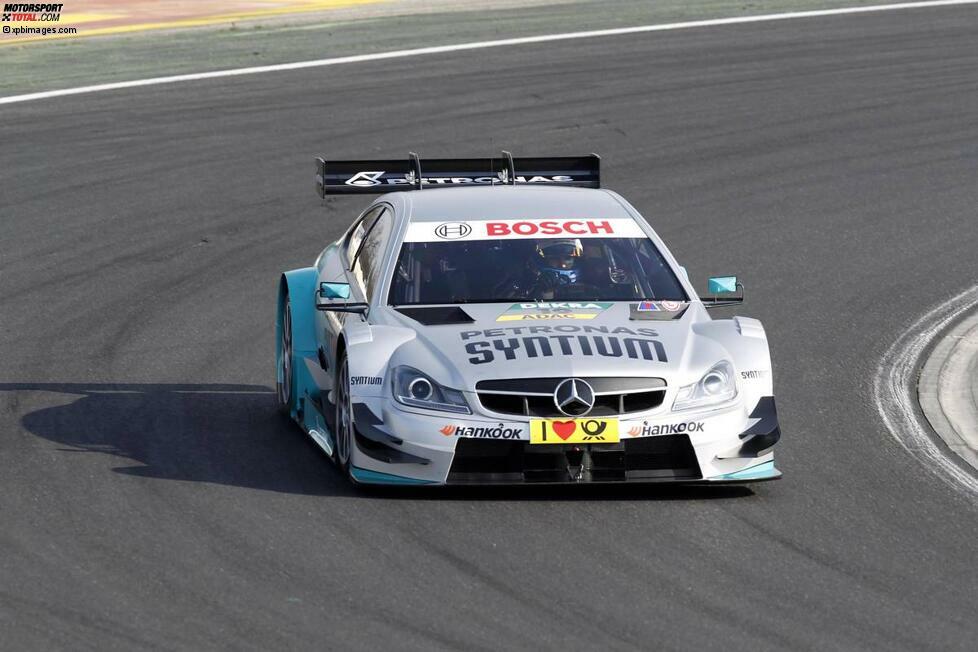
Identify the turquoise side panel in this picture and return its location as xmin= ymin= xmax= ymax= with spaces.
xmin=282 ymin=268 xmax=320 ymax=356
xmin=298 ymin=359 xmax=329 ymax=431
xmin=280 ymin=268 xmax=321 ymax=421
xmin=350 ymin=467 xmax=436 ymax=485
xmin=715 ymin=460 xmax=781 ymax=481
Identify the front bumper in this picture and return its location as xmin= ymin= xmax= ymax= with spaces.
xmin=347 ymin=397 xmax=781 ymax=486
xmin=446 ymin=435 xmax=702 ymax=484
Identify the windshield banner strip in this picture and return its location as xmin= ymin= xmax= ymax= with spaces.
xmin=404 ymin=219 xmax=645 ymax=242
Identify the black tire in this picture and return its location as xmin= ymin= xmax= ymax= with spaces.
xmin=334 ymin=352 xmax=354 ymax=477
xmin=276 ymin=294 xmax=294 ymax=415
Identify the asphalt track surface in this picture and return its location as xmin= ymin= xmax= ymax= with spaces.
xmin=2 ymin=6 xmax=978 ymax=650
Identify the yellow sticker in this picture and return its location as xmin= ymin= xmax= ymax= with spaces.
xmin=496 ymin=313 xmax=598 ymax=321
xmin=529 ymin=418 xmax=619 ymax=444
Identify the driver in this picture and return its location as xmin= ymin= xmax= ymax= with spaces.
xmin=534 ymin=238 xmax=583 ymax=285
xmin=491 ymin=238 xmax=586 ymax=299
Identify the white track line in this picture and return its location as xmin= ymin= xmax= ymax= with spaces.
xmin=2 ymin=0 xmax=977 ymax=105
xmin=873 ymin=285 xmax=978 ymax=496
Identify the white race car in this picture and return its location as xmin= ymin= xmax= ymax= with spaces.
xmin=276 ymin=153 xmax=780 ymax=485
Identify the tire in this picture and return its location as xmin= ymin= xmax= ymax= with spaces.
xmin=277 ymin=294 xmax=294 ymax=415
xmin=334 ymin=351 xmax=354 ymax=478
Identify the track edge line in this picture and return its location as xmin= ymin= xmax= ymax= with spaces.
xmin=873 ymin=284 xmax=978 ymax=497
xmin=2 ymin=0 xmax=977 ymax=105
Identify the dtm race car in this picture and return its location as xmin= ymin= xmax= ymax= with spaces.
xmin=276 ymin=153 xmax=780 ymax=485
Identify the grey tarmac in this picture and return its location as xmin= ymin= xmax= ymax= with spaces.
xmin=1 ymin=4 xmax=977 ymax=650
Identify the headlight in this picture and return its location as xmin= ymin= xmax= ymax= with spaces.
xmin=392 ymin=366 xmax=471 ymax=414
xmin=672 ymin=361 xmax=737 ymax=412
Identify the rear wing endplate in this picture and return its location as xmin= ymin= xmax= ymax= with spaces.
xmin=315 ymin=151 xmax=600 ymax=197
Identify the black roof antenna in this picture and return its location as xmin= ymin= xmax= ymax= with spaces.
xmin=500 ymin=150 xmax=517 ymax=185
xmin=407 ymin=152 xmax=423 ymax=190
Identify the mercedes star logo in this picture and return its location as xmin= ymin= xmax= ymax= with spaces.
xmin=554 ymin=378 xmax=595 ymax=417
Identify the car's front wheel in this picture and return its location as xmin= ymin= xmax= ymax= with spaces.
xmin=277 ymin=294 xmax=294 ymax=415
xmin=334 ymin=352 xmax=354 ymax=477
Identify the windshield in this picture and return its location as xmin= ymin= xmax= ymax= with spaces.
xmin=389 ymin=234 xmax=688 ymax=305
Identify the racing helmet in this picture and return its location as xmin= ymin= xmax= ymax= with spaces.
xmin=534 ymin=238 xmax=583 ymax=283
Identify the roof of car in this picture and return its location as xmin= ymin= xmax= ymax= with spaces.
xmin=391 ymin=185 xmax=635 ymax=222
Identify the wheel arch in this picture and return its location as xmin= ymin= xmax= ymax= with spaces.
xmin=277 ymin=267 xmax=321 ymax=419
xmin=279 ymin=268 xmax=319 ymax=356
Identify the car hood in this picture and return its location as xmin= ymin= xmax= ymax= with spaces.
xmin=382 ymin=301 xmax=726 ymax=391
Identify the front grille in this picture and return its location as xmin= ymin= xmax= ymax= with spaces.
xmin=476 ymin=377 xmax=666 ymax=418
xmin=447 ymin=435 xmax=701 ymax=484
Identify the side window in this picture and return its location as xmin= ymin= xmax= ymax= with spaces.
xmin=351 ymin=208 xmax=392 ymax=299
xmin=345 ymin=205 xmax=385 ymax=266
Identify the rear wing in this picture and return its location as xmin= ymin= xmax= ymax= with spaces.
xmin=315 ymin=151 xmax=600 ymax=197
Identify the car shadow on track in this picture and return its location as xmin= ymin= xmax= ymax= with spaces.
xmin=0 ymin=382 xmax=356 ymax=496
xmin=1 ymin=382 xmax=755 ymax=500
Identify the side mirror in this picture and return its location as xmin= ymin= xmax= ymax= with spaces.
xmin=320 ymin=282 xmax=351 ymax=299
xmin=708 ymin=276 xmax=738 ymax=294
xmin=702 ymin=275 xmax=744 ymax=309
xmin=317 ymin=282 xmax=368 ymax=313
